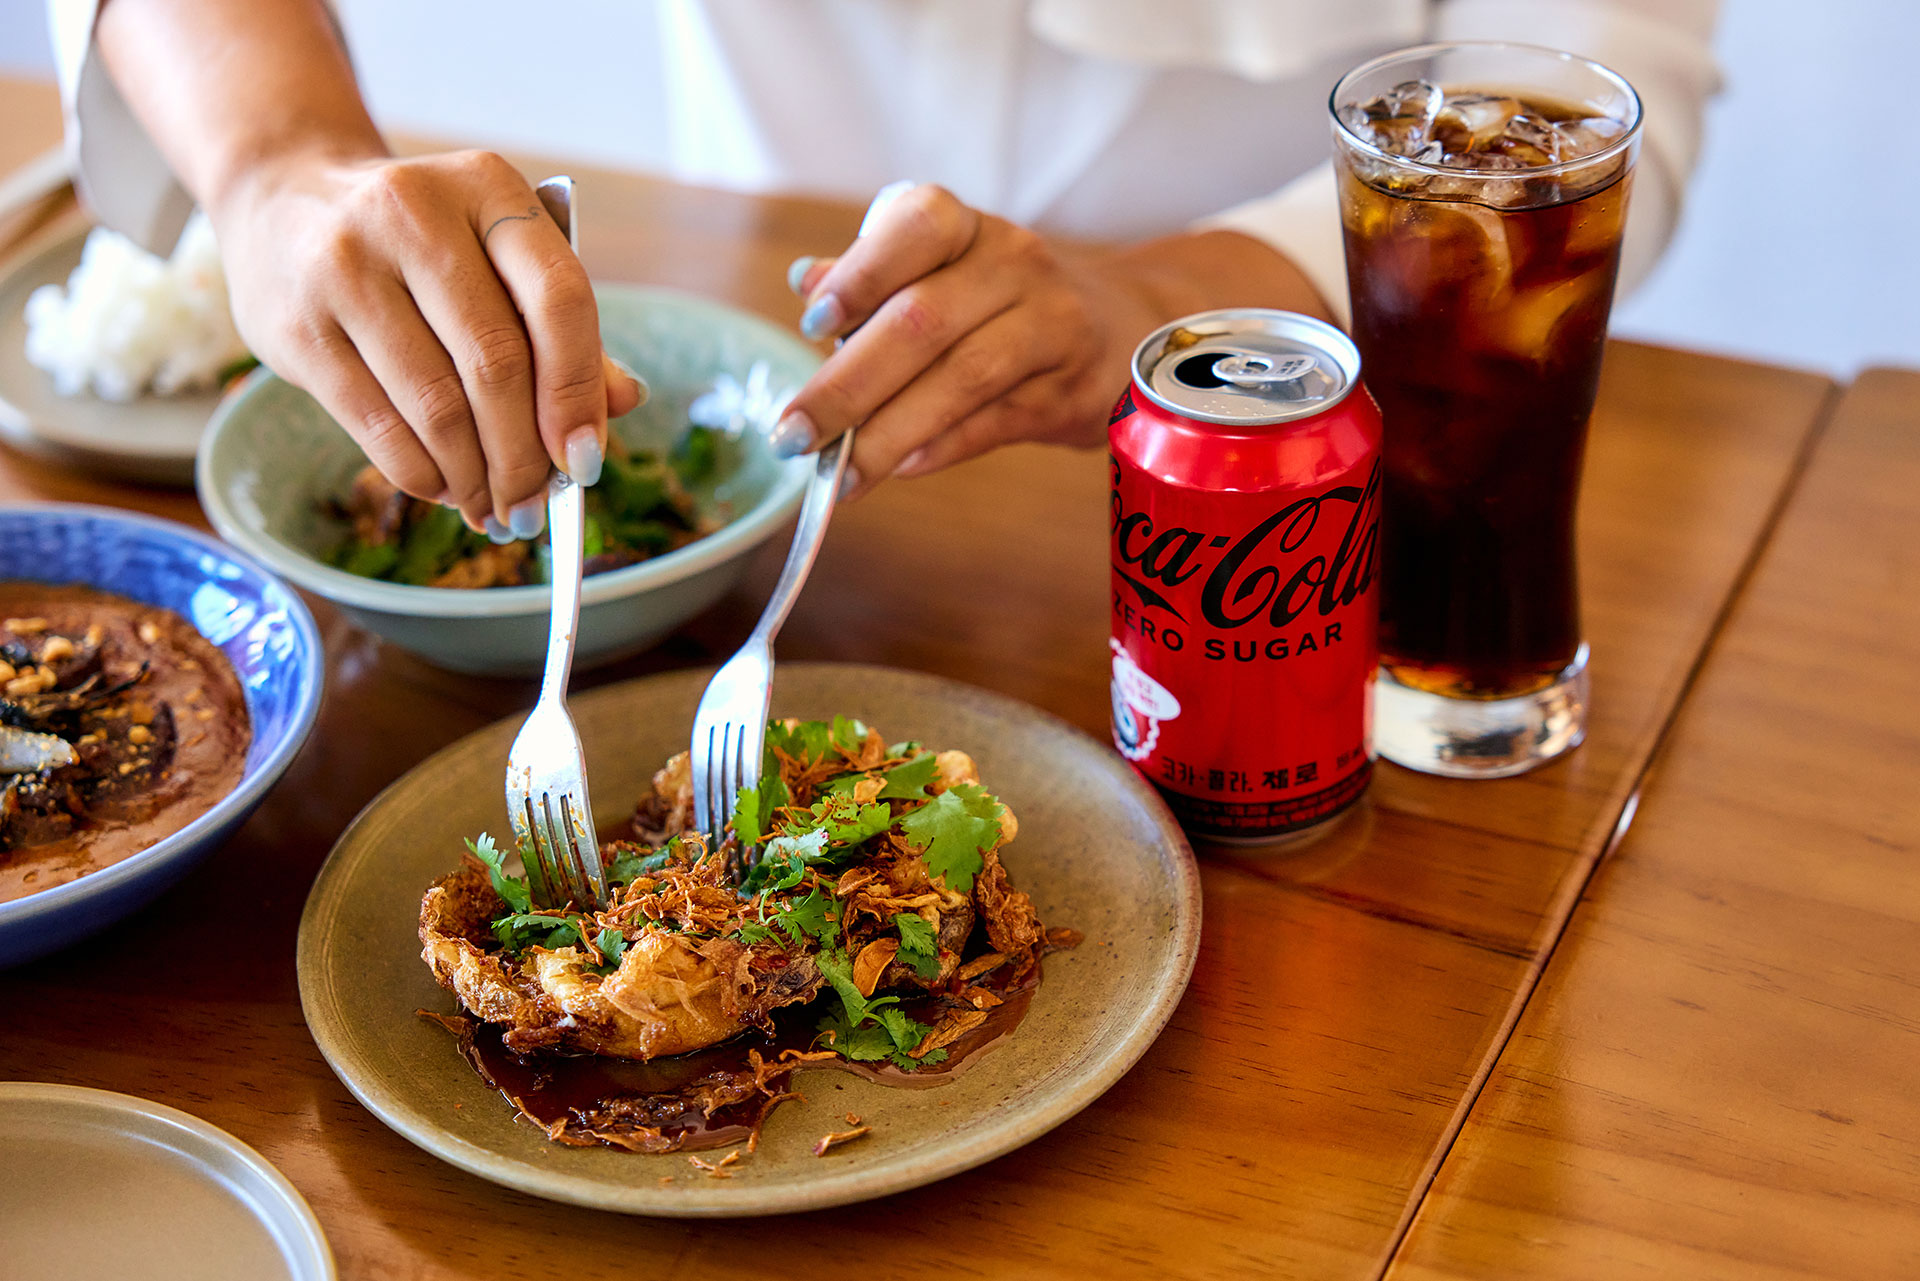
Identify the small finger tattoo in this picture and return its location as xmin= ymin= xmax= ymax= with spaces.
xmin=482 ymin=204 xmax=543 ymax=247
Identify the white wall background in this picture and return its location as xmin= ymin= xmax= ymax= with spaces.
xmin=2 ymin=0 xmax=1914 ymax=377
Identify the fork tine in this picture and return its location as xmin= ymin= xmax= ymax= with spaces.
xmin=558 ymin=791 xmax=605 ymax=906
xmin=712 ymin=721 xmax=736 ymax=849
xmin=693 ymin=717 xmax=716 ymax=843
xmin=729 ymin=719 xmax=750 ymax=826
xmin=536 ymin=792 xmax=575 ymax=909
xmin=516 ymin=796 xmax=555 ymax=908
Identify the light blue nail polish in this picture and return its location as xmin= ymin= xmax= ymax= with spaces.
xmin=786 ymin=256 xmax=816 ymax=295
xmin=837 ymin=465 xmax=861 ymax=500
xmin=485 ymin=515 xmax=514 ymax=545
xmin=799 ymin=293 xmax=845 ymax=342
xmin=607 ymin=354 xmax=649 ymax=405
xmin=565 ymin=429 xmax=604 ymax=487
xmin=767 ymin=411 xmax=814 ymax=459
xmin=509 ymin=498 xmax=546 ymax=541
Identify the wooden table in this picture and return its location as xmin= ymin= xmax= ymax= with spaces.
xmin=1 ymin=76 xmax=1914 ymax=1280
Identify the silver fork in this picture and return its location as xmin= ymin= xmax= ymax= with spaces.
xmin=505 ymin=175 xmax=607 ymax=911
xmin=687 ymin=180 xmax=914 ymax=850
xmin=689 ymin=432 xmax=853 ymax=848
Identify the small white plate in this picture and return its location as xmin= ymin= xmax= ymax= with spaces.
xmin=0 ymin=224 xmax=224 ymax=485
xmin=0 ymin=1082 xmax=335 ymax=1280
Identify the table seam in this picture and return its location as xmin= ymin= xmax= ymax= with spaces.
xmin=1369 ymin=375 xmax=1845 ymax=1281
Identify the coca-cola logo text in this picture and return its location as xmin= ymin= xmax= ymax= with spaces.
xmin=1112 ymin=461 xmax=1379 ymax=630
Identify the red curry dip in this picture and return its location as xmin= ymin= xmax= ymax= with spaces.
xmin=0 ymin=583 xmax=250 ymax=904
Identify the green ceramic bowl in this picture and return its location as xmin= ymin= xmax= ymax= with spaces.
xmin=196 ymin=285 xmax=816 ymax=675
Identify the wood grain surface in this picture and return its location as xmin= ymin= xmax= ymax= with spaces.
xmin=0 ymin=77 xmax=1853 ymax=1278
xmin=1388 ymin=368 xmax=1920 ymax=1280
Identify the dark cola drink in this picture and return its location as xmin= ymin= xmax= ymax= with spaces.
xmin=1110 ymin=310 xmax=1381 ymax=845
xmin=1331 ymin=43 xmax=1642 ymax=776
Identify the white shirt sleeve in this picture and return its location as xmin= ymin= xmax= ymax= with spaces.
xmin=47 ymin=0 xmax=194 ymax=254
xmin=1200 ymin=0 xmax=1723 ymax=323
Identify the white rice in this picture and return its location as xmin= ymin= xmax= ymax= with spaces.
xmin=23 ymin=212 xmax=249 ymax=402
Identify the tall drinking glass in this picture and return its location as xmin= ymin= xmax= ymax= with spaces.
xmin=1330 ymin=42 xmax=1641 ymax=777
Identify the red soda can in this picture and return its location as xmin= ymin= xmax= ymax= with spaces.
xmin=1109 ymin=309 xmax=1381 ymax=844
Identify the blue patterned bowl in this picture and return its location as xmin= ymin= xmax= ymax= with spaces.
xmin=0 ymin=504 xmax=323 ymax=967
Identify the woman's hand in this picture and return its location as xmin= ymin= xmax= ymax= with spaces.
xmin=209 ymin=148 xmax=645 ymax=539
xmin=772 ymin=184 xmax=1330 ymax=496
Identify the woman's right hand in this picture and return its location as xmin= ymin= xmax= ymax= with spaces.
xmin=208 ymin=148 xmax=644 ymax=540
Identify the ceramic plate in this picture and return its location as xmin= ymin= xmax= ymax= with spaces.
xmin=0 ymin=225 xmax=222 ymax=485
xmin=0 ymin=1082 xmax=335 ymax=1279
xmin=299 ymin=662 xmax=1199 ymax=1216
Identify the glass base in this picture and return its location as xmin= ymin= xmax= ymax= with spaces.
xmin=1375 ymin=643 xmax=1589 ymax=778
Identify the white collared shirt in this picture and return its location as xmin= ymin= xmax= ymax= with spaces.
xmin=47 ymin=0 xmax=1721 ymax=315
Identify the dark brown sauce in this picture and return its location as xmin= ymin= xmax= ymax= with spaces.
xmin=437 ymin=974 xmax=1038 ymax=1153
xmin=0 ymin=584 xmax=250 ymax=903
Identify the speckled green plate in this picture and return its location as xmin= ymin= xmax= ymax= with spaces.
xmin=298 ymin=662 xmax=1199 ymax=1216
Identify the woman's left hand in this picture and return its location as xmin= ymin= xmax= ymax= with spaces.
xmin=772 ymin=185 xmax=1145 ymax=495
xmin=774 ymin=184 xmax=1327 ymax=497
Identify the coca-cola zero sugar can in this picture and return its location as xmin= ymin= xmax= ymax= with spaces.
xmin=1109 ymin=309 xmax=1381 ymax=844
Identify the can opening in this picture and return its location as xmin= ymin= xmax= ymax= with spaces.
xmin=1173 ymin=354 xmax=1231 ymax=389
xmin=1131 ymin=308 xmax=1362 ymax=427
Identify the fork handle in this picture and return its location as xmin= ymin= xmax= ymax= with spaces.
xmin=540 ymin=471 xmax=586 ymax=705
xmin=751 ymin=430 xmax=852 ymax=646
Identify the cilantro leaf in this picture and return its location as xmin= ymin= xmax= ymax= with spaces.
xmin=897 ymin=784 xmax=1005 ymax=893
xmin=829 ymin=715 xmax=868 ymax=754
xmin=875 ymin=1006 xmax=932 ymax=1056
xmin=813 ymin=947 xmax=899 ymax=1026
xmin=491 ymin=911 xmax=589 ymax=953
xmin=467 ymin=834 xmax=531 ymax=914
xmin=811 ymin=945 xmax=949 ymax=1073
xmin=877 ymin=753 xmax=941 ymax=799
xmin=811 ymin=795 xmax=892 ymax=846
xmin=893 ymin=912 xmax=941 ymax=980
xmin=742 ymin=827 xmax=828 ymax=895
xmin=767 ymin=887 xmax=837 ymax=945
xmin=765 ymin=719 xmax=833 ymax=768
xmin=736 ymin=922 xmax=775 ymax=945
xmin=816 ymin=1009 xmax=898 ymax=1062
xmin=593 ymin=927 xmax=628 ymax=974
xmin=822 ymin=752 xmax=940 ymax=801
xmin=813 ymin=947 xmax=870 ymax=1021
xmin=731 ymin=770 xmax=788 ymax=848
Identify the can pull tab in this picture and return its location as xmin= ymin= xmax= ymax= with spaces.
xmin=1213 ymin=353 xmax=1318 ymax=388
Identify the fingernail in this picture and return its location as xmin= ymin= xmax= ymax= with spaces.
xmin=896 ymin=447 xmax=927 ymax=476
xmin=786 ymin=256 xmax=817 ymax=296
xmin=767 ymin=410 xmax=815 ymax=459
xmin=508 ymin=496 xmax=546 ymax=541
xmin=799 ymin=293 xmax=845 ymax=342
xmin=608 ymin=355 xmax=649 ymax=407
xmin=837 ymin=464 xmax=861 ymax=500
xmin=565 ymin=428 xmax=604 ymax=486
xmin=485 ymin=515 xmax=514 ymax=545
